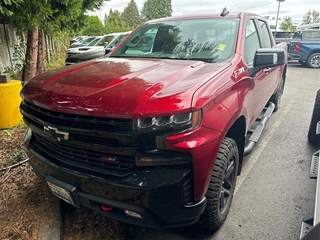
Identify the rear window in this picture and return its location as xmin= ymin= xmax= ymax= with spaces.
xmin=293 ymin=30 xmax=320 ymax=40
xmin=304 ymin=31 xmax=320 ymax=40
xmin=273 ymin=31 xmax=294 ymax=38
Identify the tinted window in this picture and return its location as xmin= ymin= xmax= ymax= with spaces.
xmin=244 ymin=20 xmax=261 ymax=64
xmin=258 ymin=20 xmax=272 ymax=48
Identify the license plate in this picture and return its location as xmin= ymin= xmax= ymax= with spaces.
xmin=47 ymin=181 xmax=76 ymax=206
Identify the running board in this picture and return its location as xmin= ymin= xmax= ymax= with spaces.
xmin=310 ymin=151 xmax=319 ymax=179
xmin=244 ymin=102 xmax=275 ymax=156
xmin=300 ymin=121 xmax=320 ymax=240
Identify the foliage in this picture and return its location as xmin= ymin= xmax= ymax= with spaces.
xmin=279 ymin=16 xmax=296 ymax=33
xmin=3 ymin=129 xmax=13 ymax=136
xmin=0 ymin=0 xmax=23 ymax=16
xmin=0 ymin=149 xmax=27 ymax=167
xmin=105 ymin=10 xmax=131 ymax=34
xmin=81 ymin=15 xmax=105 ymax=36
xmin=122 ymin=0 xmax=142 ymax=29
xmin=302 ymin=9 xmax=320 ymax=24
xmin=3 ymin=38 xmax=26 ymax=79
xmin=141 ymin=0 xmax=172 ymax=21
xmin=46 ymin=31 xmax=69 ymax=71
xmin=4 ymin=0 xmax=106 ymax=33
xmin=46 ymin=52 xmax=67 ymax=72
xmin=3 ymin=0 xmax=108 ymax=81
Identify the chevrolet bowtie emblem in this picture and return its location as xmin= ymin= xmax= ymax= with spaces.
xmin=44 ymin=126 xmax=69 ymax=141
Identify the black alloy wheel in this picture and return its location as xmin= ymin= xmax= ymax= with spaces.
xmin=197 ymin=137 xmax=239 ymax=231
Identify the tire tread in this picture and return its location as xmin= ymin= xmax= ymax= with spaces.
xmin=197 ymin=137 xmax=239 ymax=231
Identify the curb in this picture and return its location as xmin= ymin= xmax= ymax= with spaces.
xmin=38 ymin=199 xmax=62 ymax=240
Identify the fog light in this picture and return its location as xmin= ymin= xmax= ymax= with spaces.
xmin=124 ymin=210 xmax=142 ymax=219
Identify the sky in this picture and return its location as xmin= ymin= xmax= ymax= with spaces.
xmin=93 ymin=0 xmax=320 ymax=23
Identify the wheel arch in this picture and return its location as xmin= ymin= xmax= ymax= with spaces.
xmin=306 ymin=51 xmax=320 ymax=68
xmin=225 ymin=115 xmax=246 ymax=175
xmin=309 ymin=49 xmax=320 ymax=56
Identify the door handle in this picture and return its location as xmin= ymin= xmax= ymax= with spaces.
xmin=264 ymin=67 xmax=271 ymax=73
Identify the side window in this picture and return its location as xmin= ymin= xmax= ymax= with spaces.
xmin=258 ymin=20 xmax=272 ymax=48
xmin=244 ymin=19 xmax=261 ymax=65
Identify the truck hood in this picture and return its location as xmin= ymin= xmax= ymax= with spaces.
xmin=21 ymin=58 xmax=230 ymax=118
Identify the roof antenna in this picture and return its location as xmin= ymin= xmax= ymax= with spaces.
xmin=220 ymin=7 xmax=229 ymax=17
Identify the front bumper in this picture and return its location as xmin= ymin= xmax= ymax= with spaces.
xmin=25 ymin=132 xmax=206 ymax=228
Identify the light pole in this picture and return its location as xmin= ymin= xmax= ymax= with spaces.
xmin=274 ymin=0 xmax=285 ymax=37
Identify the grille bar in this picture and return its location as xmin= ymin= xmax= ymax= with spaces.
xmin=21 ymin=101 xmax=133 ymax=131
xmin=33 ymin=133 xmax=135 ymax=175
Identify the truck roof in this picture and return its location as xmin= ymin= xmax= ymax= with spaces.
xmin=147 ymin=12 xmax=261 ymax=23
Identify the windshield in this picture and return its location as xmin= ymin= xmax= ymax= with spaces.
xmin=88 ymin=37 xmax=102 ymax=46
xmin=107 ymin=34 xmax=129 ymax=49
xmin=81 ymin=37 xmax=97 ymax=44
xmin=93 ymin=35 xmax=118 ymax=47
xmin=110 ymin=18 xmax=239 ymax=62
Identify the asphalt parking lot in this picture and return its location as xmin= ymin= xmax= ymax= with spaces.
xmin=124 ymin=61 xmax=320 ymax=240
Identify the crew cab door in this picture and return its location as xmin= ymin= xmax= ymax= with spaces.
xmin=255 ymin=18 xmax=280 ymax=96
xmin=243 ymin=19 xmax=276 ymax=124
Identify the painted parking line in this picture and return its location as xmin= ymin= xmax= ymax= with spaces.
xmin=235 ymin=99 xmax=294 ymax=194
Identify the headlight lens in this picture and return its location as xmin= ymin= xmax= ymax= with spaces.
xmin=134 ymin=110 xmax=202 ymax=132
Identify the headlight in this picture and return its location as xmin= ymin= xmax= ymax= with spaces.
xmin=134 ymin=110 xmax=202 ymax=132
xmin=134 ymin=110 xmax=201 ymax=167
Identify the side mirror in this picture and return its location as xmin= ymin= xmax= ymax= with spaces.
xmin=249 ymin=48 xmax=286 ymax=76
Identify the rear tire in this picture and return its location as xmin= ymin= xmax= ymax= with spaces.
xmin=307 ymin=89 xmax=320 ymax=145
xmin=270 ymin=76 xmax=284 ymax=112
xmin=197 ymin=137 xmax=239 ymax=231
xmin=307 ymin=53 xmax=320 ymax=68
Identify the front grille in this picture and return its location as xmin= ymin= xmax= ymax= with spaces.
xmin=33 ymin=133 xmax=135 ymax=176
xmin=21 ymin=100 xmax=191 ymax=178
xmin=21 ymin=100 xmax=133 ymax=132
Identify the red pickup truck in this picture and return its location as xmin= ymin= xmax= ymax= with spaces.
xmin=20 ymin=12 xmax=287 ymax=230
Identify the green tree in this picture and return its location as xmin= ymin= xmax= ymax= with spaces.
xmin=103 ymin=12 xmax=108 ymax=25
xmin=122 ymin=0 xmax=141 ymax=28
xmin=105 ymin=10 xmax=131 ymax=33
xmin=104 ymin=9 xmax=112 ymax=26
xmin=302 ymin=9 xmax=320 ymax=24
xmin=280 ymin=16 xmax=296 ymax=33
xmin=141 ymin=0 xmax=172 ymax=21
xmin=81 ymin=15 xmax=104 ymax=36
xmin=3 ymin=0 xmax=107 ymax=81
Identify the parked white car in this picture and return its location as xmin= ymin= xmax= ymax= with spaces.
xmin=67 ymin=32 xmax=127 ymax=56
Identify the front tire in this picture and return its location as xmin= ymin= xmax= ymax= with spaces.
xmin=307 ymin=53 xmax=320 ymax=68
xmin=307 ymin=89 xmax=320 ymax=145
xmin=197 ymin=137 xmax=239 ymax=231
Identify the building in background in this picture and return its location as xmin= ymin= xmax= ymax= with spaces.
xmin=264 ymin=15 xmax=302 ymax=31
